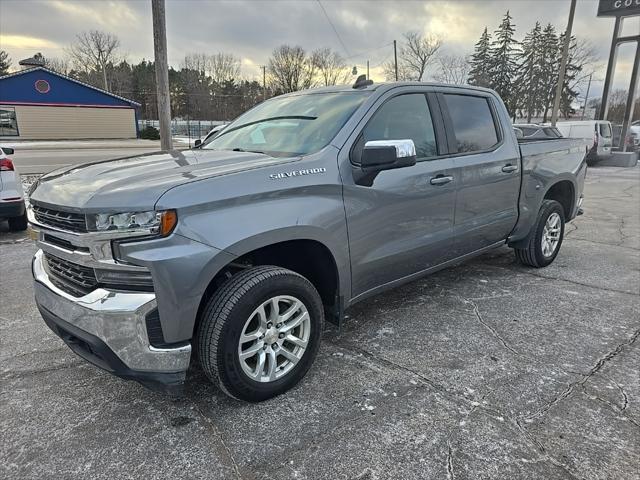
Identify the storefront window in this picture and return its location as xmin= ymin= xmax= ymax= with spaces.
xmin=0 ymin=107 xmax=19 ymax=136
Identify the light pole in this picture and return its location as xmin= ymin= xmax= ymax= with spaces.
xmin=581 ymin=73 xmax=593 ymax=120
xmin=393 ymin=40 xmax=398 ymax=81
xmin=551 ymin=0 xmax=577 ymax=126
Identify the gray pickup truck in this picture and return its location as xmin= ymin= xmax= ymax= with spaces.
xmin=28 ymin=80 xmax=586 ymax=401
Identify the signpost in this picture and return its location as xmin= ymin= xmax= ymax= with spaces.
xmin=597 ymin=0 xmax=640 ymax=17
xmin=597 ymin=0 xmax=640 ymax=152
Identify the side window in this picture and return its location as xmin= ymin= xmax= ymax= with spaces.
xmin=443 ymin=94 xmax=499 ymax=153
xmin=599 ymin=123 xmax=612 ymax=138
xmin=355 ymin=94 xmax=438 ymax=163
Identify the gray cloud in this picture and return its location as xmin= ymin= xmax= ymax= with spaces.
xmin=0 ymin=0 xmax=636 ymax=98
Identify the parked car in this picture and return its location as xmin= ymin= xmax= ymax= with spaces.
xmin=194 ymin=123 xmax=227 ymax=147
xmin=632 ymin=121 xmax=640 ymax=151
xmin=612 ymin=124 xmax=639 ymax=152
xmin=0 ymin=146 xmax=27 ymax=231
xmin=554 ymin=120 xmax=613 ymax=164
xmin=28 ymin=80 xmax=587 ymax=401
xmin=513 ymin=124 xmax=563 ymax=140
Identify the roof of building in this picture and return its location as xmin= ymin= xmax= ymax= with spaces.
xmin=0 ymin=66 xmax=141 ymax=107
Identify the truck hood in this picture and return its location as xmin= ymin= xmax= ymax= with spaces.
xmin=30 ymin=149 xmax=292 ymax=212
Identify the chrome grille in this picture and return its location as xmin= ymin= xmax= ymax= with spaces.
xmin=44 ymin=253 xmax=97 ymax=297
xmin=33 ymin=205 xmax=87 ymax=233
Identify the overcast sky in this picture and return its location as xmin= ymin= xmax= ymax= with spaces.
xmin=1 ymin=0 xmax=638 ymax=99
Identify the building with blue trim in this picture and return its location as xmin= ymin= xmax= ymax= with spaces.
xmin=0 ymin=66 xmax=140 ymax=139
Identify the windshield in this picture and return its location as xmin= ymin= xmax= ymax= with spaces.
xmin=202 ymin=92 xmax=369 ymax=157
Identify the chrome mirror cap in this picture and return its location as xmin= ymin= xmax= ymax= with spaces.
xmin=364 ymin=139 xmax=416 ymax=158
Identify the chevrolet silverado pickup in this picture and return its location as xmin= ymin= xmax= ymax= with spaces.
xmin=28 ymin=79 xmax=587 ymax=401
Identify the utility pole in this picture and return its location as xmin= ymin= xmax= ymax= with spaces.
xmin=366 ymin=60 xmax=369 ymax=80
xmin=551 ymin=0 xmax=577 ymax=126
xmin=262 ymin=65 xmax=267 ymax=101
xmin=581 ymin=73 xmax=593 ymax=120
xmin=151 ymin=0 xmax=172 ymax=150
xmin=393 ymin=40 xmax=398 ymax=81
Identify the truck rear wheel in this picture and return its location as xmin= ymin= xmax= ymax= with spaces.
xmin=197 ymin=265 xmax=324 ymax=402
xmin=514 ymin=199 xmax=565 ymax=268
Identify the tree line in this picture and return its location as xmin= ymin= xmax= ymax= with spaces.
xmin=468 ymin=11 xmax=598 ymax=122
xmin=0 ymin=14 xmax=604 ymax=123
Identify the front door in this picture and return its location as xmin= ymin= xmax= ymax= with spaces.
xmin=340 ymin=91 xmax=457 ymax=299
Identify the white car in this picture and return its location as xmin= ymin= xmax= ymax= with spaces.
xmin=630 ymin=121 xmax=640 ymax=150
xmin=554 ymin=120 xmax=613 ymax=164
xmin=0 ymin=146 xmax=27 ymax=231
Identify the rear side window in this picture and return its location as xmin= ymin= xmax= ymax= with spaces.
xmin=519 ymin=127 xmax=537 ymax=136
xmin=443 ymin=94 xmax=499 ymax=153
xmin=599 ymin=123 xmax=612 ymax=138
xmin=543 ymin=127 xmax=562 ymax=138
xmin=357 ymin=93 xmax=438 ymax=161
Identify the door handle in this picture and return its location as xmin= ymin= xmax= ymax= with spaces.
xmin=429 ymin=175 xmax=453 ymax=186
xmin=501 ymin=164 xmax=518 ymax=173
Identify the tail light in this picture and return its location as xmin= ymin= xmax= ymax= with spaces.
xmin=593 ymin=130 xmax=598 ymax=148
xmin=0 ymin=158 xmax=14 ymax=171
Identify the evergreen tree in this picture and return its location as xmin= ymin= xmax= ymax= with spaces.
xmin=468 ymin=27 xmax=492 ymax=88
xmin=558 ymin=33 xmax=582 ymax=119
xmin=488 ymin=11 xmax=519 ymax=117
xmin=539 ymin=24 xmax=559 ymax=122
xmin=515 ymin=22 xmax=543 ymax=121
xmin=0 ymin=50 xmax=12 ymax=76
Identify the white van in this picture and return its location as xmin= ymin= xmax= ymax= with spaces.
xmin=554 ymin=120 xmax=613 ymax=164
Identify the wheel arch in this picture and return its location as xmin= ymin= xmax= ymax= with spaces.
xmin=194 ymin=232 xmax=346 ymax=339
xmin=543 ymin=179 xmax=575 ymax=220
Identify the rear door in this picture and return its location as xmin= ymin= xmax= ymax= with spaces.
xmin=438 ymin=91 xmax=521 ymax=256
xmin=598 ymin=122 xmax=613 ymax=153
xmin=340 ymin=89 xmax=457 ymax=299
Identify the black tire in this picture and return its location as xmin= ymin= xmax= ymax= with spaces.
xmin=514 ymin=199 xmax=565 ymax=268
xmin=8 ymin=210 xmax=28 ymax=231
xmin=197 ymin=265 xmax=324 ymax=402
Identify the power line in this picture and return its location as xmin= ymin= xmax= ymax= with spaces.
xmin=315 ymin=0 xmax=350 ymax=58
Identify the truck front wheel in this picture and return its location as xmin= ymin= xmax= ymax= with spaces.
xmin=514 ymin=199 xmax=565 ymax=268
xmin=197 ymin=266 xmax=324 ymax=401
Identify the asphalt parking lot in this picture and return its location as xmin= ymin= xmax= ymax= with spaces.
xmin=1 ymin=165 xmax=638 ymax=480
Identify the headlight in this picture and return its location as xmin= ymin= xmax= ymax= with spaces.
xmin=87 ymin=210 xmax=177 ymax=236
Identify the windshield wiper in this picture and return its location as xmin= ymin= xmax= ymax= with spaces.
xmin=221 ymin=115 xmax=318 ymax=136
xmin=231 ymin=147 xmax=266 ymax=154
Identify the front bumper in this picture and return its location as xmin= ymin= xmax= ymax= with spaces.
xmin=33 ymin=249 xmax=191 ymax=393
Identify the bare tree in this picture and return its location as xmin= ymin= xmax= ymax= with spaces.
xmin=44 ymin=57 xmax=70 ymax=75
xmin=267 ymin=45 xmax=316 ymax=93
xmin=566 ymin=38 xmax=599 ymax=95
xmin=433 ymin=55 xmax=470 ymax=85
xmin=207 ymin=53 xmax=241 ymax=85
xmin=312 ymin=48 xmax=348 ymax=86
xmin=384 ymin=31 xmax=442 ymax=81
xmin=182 ymin=53 xmax=208 ymax=73
xmin=68 ymin=30 xmax=121 ymax=91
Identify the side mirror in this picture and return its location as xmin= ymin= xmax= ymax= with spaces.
xmin=361 ymin=139 xmax=417 ymax=172
xmin=513 ymin=128 xmax=524 ymax=139
xmin=194 ymin=139 xmax=202 ymax=148
xmin=2 ymin=147 xmax=14 ymax=155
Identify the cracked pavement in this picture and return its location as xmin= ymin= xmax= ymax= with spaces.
xmin=1 ymin=166 xmax=639 ymax=479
